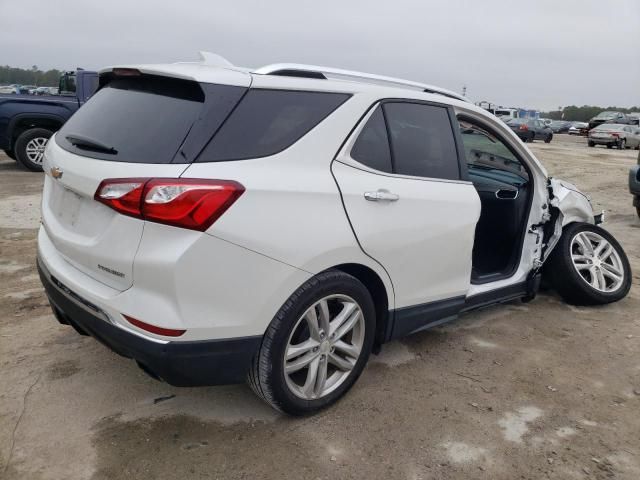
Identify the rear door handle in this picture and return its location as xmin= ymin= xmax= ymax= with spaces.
xmin=364 ymin=189 xmax=400 ymax=202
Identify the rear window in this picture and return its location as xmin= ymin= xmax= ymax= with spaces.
xmin=57 ymin=76 xmax=206 ymax=163
xmin=197 ymin=89 xmax=350 ymax=162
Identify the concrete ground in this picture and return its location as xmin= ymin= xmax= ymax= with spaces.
xmin=0 ymin=135 xmax=638 ymax=480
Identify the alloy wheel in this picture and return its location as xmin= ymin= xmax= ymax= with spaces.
xmin=283 ymin=294 xmax=365 ymax=400
xmin=25 ymin=137 xmax=48 ymax=165
xmin=570 ymin=231 xmax=625 ymax=293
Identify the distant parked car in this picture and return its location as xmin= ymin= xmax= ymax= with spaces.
xmin=588 ymin=124 xmax=640 ymax=150
xmin=19 ymin=85 xmax=37 ymax=95
xmin=550 ymin=120 xmax=571 ymax=133
xmin=506 ymin=118 xmax=553 ymax=143
xmin=0 ymin=84 xmax=21 ymax=94
xmin=588 ymin=111 xmax=632 ymax=130
xmin=628 ymin=113 xmax=640 ymax=126
xmin=33 ymin=86 xmax=58 ymax=96
xmin=568 ymin=122 xmax=589 ymax=136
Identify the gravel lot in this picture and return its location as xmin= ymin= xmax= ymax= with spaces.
xmin=1 ymin=135 xmax=639 ymax=480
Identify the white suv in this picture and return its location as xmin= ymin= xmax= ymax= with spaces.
xmin=37 ymin=54 xmax=632 ymax=415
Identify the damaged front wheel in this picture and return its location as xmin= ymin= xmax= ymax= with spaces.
xmin=545 ymin=223 xmax=631 ymax=305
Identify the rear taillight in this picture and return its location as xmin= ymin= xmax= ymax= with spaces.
xmin=95 ymin=178 xmax=244 ymax=231
xmin=610 ymin=133 xmax=619 ymax=138
xmin=519 ymin=124 xmax=529 ymax=131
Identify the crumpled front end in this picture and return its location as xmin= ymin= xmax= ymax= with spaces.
xmin=549 ymin=178 xmax=596 ymax=226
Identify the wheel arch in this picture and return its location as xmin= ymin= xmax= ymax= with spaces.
xmin=8 ymin=113 xmax=65 ymax=148
xmin=328 ymin=263 xmax=391 ymax=351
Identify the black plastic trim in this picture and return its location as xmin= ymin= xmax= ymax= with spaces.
xmin=461 ymin=282 xmax=528 ymax=312
xmin=385 ymin=282 xmax=531 ymax=342
xmin=389 ymin=296 xmax=465 ymax=340
xmin=268 ymin=69 xmax=327 ymax=80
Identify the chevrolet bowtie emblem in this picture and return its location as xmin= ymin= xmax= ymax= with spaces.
xmin=50 ymin=166 xmax=63 ymax=179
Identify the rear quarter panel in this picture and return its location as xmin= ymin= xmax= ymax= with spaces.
xmin=181 ymin=91 xmax=396 ymax=308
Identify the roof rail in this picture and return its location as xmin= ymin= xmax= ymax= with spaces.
xmin=253 ymin=63 xmax=469 ymax=102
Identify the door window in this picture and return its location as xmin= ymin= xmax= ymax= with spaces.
xmin=383 ymin=102 xmax=460 ymax=180
xmin=458 ymin=119 xmax=529 ymax=183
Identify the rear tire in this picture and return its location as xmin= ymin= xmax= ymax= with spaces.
xmin=606 ymin=144 xmax=613 ymax=149
xmin=248 ymin=270 xmax=375 ymax=415
xmin=588 ymin=141 xmax=595 ymax=147
xmin=618 ymin=139 xmax=626 ymax=150
xmin=544 ymin=134 xmax=552 ymax=143
xmin=14 ymin=128 xmax=52 ymax=172
xmin=545 ymin=223 xmax=631 ymax=306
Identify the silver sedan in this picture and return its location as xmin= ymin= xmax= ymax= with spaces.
xmin=588 ymin=124 xmax=640 ymax=150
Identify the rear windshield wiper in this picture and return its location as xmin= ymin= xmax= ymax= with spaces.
xmin=65 ymin=134 xmax=118 ymax=155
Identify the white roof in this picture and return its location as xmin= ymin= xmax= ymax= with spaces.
xmin=99 ymin=51 xmax=469 ymax=103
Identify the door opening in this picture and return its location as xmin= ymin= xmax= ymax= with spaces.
xmin=457 ymin=118 xmax=533 ymax=283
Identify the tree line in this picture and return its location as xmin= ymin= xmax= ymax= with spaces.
xmin=0 ymin=65 xmax=63 ymax=87
xmin=541 ymin=105 xmax=640 ymax=122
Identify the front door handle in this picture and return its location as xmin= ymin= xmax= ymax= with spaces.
xmin=364 ymin=189 xmax=400 ymax=202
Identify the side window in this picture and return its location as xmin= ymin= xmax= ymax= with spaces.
xmin=198 ymin=89 xmax=350 ymax=162
xmin=350 ymin=106 xmax=392 ymax=173
xmin=383 ymin=102 xmax=459 ymax=180
xmin=458 ymin=119 xmax=530 ymax=183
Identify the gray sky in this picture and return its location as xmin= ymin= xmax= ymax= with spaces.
xmin=1 ymin=0 xmax=639 ymax=110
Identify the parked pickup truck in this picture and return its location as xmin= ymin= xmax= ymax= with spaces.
xmin=0 ymin=69 xmax=98 ymax=171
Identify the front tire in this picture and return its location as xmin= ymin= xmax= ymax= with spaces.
xmin=248 ymin=270 xmax=375 ymax=415
xmin=544 ymin=134 xmax=552 ymax=143
xmin=618 ymin=139 xmax=626 ymax=150
xmin=588 ymin=141 xmax=595 ymax=147
xmin=545 ymin=223 xmax=631 ymax=305
xmin=3 ymin=149 xmax=16 ymax=160
xmin=14 ymin=128 xmax=53 ymax=171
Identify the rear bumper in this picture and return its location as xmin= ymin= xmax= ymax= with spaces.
xmin=38 ymin=257 xmax=261 ymax=386
xmin=589 ymin=137 xmax=619 ymax=145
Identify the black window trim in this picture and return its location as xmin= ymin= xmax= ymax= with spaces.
xmin=195 ymin=87 xmax=353 ymax=163
xmin=343 ymin=98 xmax=469 ymax=184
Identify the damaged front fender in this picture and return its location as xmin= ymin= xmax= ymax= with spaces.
xmin=541 ymin=178 xmax=597 ymax=262
xmin=549 ymin=178 xmax=595 ymax=226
